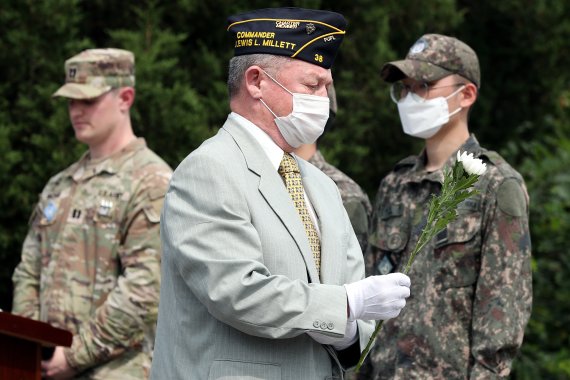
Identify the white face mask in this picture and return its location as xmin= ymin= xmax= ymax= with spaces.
xmin=397 ymin=85 xmax=465 ymax=139
xmin=259 ymin=70 xmax=330 ymax=148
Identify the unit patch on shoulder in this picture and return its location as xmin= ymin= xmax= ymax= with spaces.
xmin=497 ymin=178 xmax=526 ymax=217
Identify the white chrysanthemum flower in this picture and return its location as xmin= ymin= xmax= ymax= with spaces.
xmin=457 ymin=151 xmax=487 ymax=176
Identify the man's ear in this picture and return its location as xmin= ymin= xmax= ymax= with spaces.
xmin=117 ymin=87 xmax=135 ymax=111
xmin=460 ymin=82 xmax=478 ymax=108
xmin=244 ymin=66 xmax=264 ymax=100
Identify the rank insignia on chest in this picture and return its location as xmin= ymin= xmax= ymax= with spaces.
xmin=98 ymin=199 xmax=114 ymax=217
xmin=43 ymin=201 xmax=58 ymax=222
xmin=67 ymin=207 xmax=85 ymax=224
xmin=71 ymin=209 xmax=82 ymax=219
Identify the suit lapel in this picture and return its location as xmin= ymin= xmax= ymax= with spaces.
xmin=223 ymin=121 xmax=320 ymax=283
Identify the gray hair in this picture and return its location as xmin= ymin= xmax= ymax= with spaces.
xmin=227 ymin=54 xmax=292 ymax=98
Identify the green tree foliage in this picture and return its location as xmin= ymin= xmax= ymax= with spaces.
xmin=107 ymin=1 xmax=212 ymax=165
xmin=319 ymin=0 xmax=465 ymax=193
xmin=507 ymin=91 xmax=570 ymax=379
xmin=459 ymin=0 xmax=570 ymax=155
xmin=0 ymin=0 xmax=88 ymax=314
xmin=1 ymin=1 xmax=569 ymax=377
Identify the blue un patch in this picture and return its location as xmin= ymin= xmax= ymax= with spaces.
xmin=43 ymin=201 xmax=57 ymax=222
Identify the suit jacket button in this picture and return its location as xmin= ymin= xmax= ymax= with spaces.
xmin=313 ymin=320 xmax=320 ymax=328
xmin=327 ymin=322 xmax=334 ymax=330
xmin=320 ymin=322 xmax=327 ymax=330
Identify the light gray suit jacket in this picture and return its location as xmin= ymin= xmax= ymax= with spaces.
xmin=151 ymin=118 xmax=373 ymax=380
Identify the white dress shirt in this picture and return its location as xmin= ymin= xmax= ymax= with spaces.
xmin=228 ymin=112 xmax=321 ymax=237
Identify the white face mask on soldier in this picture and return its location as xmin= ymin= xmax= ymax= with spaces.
xmin=397 ymin=85 xmax=465 ymax=139
xmin=259 ymin=70 xmax=330 ymax=148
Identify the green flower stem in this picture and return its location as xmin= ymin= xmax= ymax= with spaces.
xmin=355 ymin=319 xmax=384 ymax=371
xmin=354 ymin=163 xmax=481 ymax=374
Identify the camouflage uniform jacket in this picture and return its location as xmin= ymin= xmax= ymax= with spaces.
xmin=12 ymin=138 xmax=172 ymax=379
xmin=309 ymin=149 xmax=372 ymax=252
xmin=362 ymin=136 xmax=532 ymax=380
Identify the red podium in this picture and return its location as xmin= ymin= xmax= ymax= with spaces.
xmin=0 ymin=312 xmax=72 ymax=380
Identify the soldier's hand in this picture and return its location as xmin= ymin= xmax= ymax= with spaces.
xmin=344 ymin=273 xmax=411 ymax=321
xmin=41 ymin=346 xmax=77 ymax=380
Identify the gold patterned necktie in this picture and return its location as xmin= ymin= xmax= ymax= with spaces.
xmin=278 ymin=153 xmax=321 ymax=273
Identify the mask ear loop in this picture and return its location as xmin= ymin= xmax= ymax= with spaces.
xmin=445 ymin=85 xmax=466 ymax=100
xmin=259 ymin=98 xmax=279 ymax=118
xmin=261 ymin=69 xmax=294 ymax=96
xmin=446 ymin=85 xmax=466 ymax=118
xmin=259 ymin=69 xmax=294 ymax=119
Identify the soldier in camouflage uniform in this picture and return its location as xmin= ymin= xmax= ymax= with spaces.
xmin=295 ymin=83 xmax=372 ymax=252
xmin=12 ymin=48 xmax=172 ymax=380
xmin=360 ymin=34 xmax=532 ymax=379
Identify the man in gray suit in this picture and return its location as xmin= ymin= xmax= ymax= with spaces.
xmin=151 ymin=7 xmax=411 ymax=380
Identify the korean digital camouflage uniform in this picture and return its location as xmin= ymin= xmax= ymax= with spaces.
xmin=361 ymin=136 xmax=532 ymax=379
xmin=12 ymin=48 xmax=173 ymax=379
xmin=309 ymin=150 xmax=371 ymax=252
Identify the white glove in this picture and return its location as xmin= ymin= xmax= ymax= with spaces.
xmin=344 ymin=273 xmax=411 ymax=321
xmin=307 ymin=319 xmax=358 ymax=350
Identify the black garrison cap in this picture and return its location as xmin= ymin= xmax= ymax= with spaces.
xmin=227 ymin=7 xmax=347 ymax=69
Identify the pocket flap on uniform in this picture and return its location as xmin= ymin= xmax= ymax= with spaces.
xmin=380 ymin=203 xmax=404 ymax=220
xmin=370 ymin=203 xmax=409 ymax=253
xmin=143 ymin=198 xmax=164 ymax=224
xmin=434 ymin=209 xmax=481 ymax=249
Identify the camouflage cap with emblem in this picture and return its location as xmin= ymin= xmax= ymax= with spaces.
xmin=227 ymin=7 xmax=347 ymax=69
xmin=381 ymin=33 xmax=481 ymax=88
xmin=53 ymin=48 xmax=135 ymax=100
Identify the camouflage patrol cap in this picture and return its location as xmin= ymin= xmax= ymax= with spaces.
xmin=381 ymin=34 xmax=480 ymax=88
xmin=227 ymin=7 xmax=347 ymax=69
xmin=53 ymin=48 xmax=135 ymax=100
